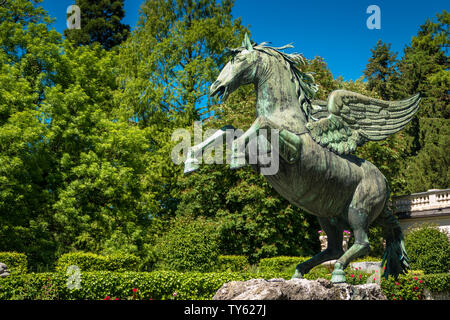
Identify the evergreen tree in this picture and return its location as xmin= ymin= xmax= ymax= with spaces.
xmin=396 ymin=10 xmax=449 ymax=193
xmin=64 ymin=0 xmax=130 ymax=50
xmin=364 ymin=40 xmax=399 ymax=100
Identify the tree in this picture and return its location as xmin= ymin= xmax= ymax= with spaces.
xmin=396 ymin=10 xmax=449 ymax=193
xmin=302 ymin=56 xmax=338 ymax=100
xmin=64 ymin=0 xmax=130 ymax=50
xmin=0 ymin=0 xmax=62 ymax=268
xmin=117 ymin=0 xmax=247 ymax=126
xmin=114 ymin=0 xmax=248 ymax=218
xmin=364 ymin=40 xmax=399 ymax=100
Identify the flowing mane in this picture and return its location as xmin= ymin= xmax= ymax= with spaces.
xmin=252 ymin=43 xmax=319 ymax=117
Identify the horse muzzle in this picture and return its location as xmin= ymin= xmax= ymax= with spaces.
xmin=209 ymin=81 xmax=229 ymax=101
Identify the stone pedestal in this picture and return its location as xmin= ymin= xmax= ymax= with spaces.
xmin=213 ymin=278 xmax=387 ymax=300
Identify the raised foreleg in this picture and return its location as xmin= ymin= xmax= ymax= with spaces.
xmin=230 ymin=116 xmax=301 ymax=170
xmin=184 ymin=125 xmax=235 ymax=174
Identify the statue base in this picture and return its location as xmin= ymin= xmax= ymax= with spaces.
xmin=213 ymin=278 xmax=386 ymax=300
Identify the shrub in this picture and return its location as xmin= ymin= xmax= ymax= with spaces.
xmin=1 ymin=269 xmax=448 ymax=300
xmin=404 ymin=224 xmax=450 ymax=274
xmin=422 ymin=273 xmax=450 ymax=293
xmin=257 ymin=256 xmax=311 ymax=273
xmin=55 ymin=252 xmax=139 ymax=273
xmin=217 ymin=255 xmax=249 ymax=272
xmin=0 ymin=271 xmax=291 ymax=300
xmin=381 ymin=271 xmax=426 ymax=300
xmin=0 ymin=252 xmax=28 ymax=275
xmin=153 ymin=216 xmax=220 ymax=272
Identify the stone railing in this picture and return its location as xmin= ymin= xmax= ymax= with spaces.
xmin=392 ymin=189 xmax=450 ymax=213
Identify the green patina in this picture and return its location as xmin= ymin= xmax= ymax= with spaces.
xmin=184 ymin=34 xmax=421 ymax=283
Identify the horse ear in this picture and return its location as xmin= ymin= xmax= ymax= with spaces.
xmin=242 ymin=33 xmax=253 ymax=51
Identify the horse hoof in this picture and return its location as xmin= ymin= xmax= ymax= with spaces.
xmin=331 ymin=269 xmax=346 ymax=283
xmin=291 ymin=269 xmax=304 ymax=279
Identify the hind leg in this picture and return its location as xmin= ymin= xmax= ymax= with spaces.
xmin=331 ymin=206 xmax=370 ymax=283
xmin=292 ymin=217 xmax=344 ymax=278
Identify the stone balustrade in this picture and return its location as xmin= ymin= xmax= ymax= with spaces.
xmin=392 ymin=189 xmax=450 ymax=213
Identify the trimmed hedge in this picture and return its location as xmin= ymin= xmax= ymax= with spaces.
xmin=55 ymin=252 xmax=139 ymax=273
xmin=422 ymin=273 xmax=450 ymax=293
xmin=0 ymin=271 xmax=290 ymax=300
xmin=217 ymin=255 xmax=249 ymax=272
xmin=0 ymin=270 xmax=448 ymax=300
xmin=0 ymin=252 xmax=28 ymax=275
xmin=258 ymin=256 xmax=311 ymax=273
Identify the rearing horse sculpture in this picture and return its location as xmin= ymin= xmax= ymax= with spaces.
xmin=184 ymin=34 xmax=420 ymax=283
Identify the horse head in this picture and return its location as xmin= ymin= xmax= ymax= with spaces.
xmin=209 ymin=34 xmax=259 ymax=101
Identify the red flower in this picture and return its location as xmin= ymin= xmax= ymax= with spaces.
xmin=395 ymin=282 xmax=399 ymax=286
xmin=359 ymin=274 xmax=362 ymax=279
xmin=104 ymin=296 xmax=111 ymax=300
xmin=414 ymin=277 xmax=418 ymax=281
xmin=350 ymin=274 xmax=354 ymax=278
xmin=115 ymin=298 xmax=119 ymax=300
xmin=132 ymin=288 xmax=138 ymax=293
xmin=419 ymin=280 xmax=423 ymax=284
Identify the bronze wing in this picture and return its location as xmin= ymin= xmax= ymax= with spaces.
xmin=306 ymin=90 xmax=421 ymax=155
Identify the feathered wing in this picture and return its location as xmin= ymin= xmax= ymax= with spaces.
xmin=306 ymin=90 xmax=421 ymax=155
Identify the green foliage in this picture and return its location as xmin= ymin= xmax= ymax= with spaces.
xmin=55 ymin=252 xmax=139 ymax=273
xmin=153 ymin=217 xmax=220 ymax=272
xmin=381 ymin=272 xmax=426 ymax=300
xmin=422 ymin=273 xmax=450 ymax=293
xmin=0 ymin=252 xmax=28 ymax=275
xmin=364 ymin=40 xmax=399 ymax=100
xmin=303 ymin=265 xmax=333 ymax=281
xmin=404 ymin=224 xmax=450 ymax=274
xmin=64 ymin=0 xmax=130 ymax=50
xmin=217 ymin=255 xmax=250 ymax=272
xmin=345 ymin=267 xmax=372 ymax=285
xmin=0 ymin=1 xmax=447 ymax=276
xmin=0 ymin=0 xmax=62 ymax=269
xmin=352 ymin=256 xmax=383 ymax=263
xmin=0 ymin=257 xmax=447 ymax=300
xmin=367 ymin=227 xmax=385 ymax=258
xmin=117 ymin=0 xmax=247 ymax=125
xmin=302 ymin=56 xmax=338 ymax=100
xmin=0 ymin=271 xmax=290 ymax=300
xmin=395 ymin=10 xmax=449 ymax=194
xmin=257 ymin=256 xmax=311 ymax=273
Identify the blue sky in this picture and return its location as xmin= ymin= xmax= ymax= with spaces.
xmin=41 ymin=0 xmax=448 ymax=81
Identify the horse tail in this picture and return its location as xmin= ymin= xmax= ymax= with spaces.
xmin=376 ymin=191 xmax=411 ymax=279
